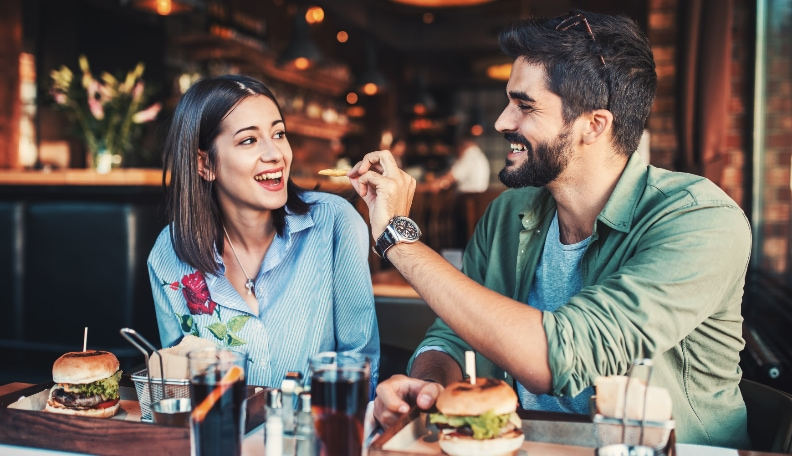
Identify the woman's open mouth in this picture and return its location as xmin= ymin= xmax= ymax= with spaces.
xmin=254 ymin=170 xmax=284 ymax=188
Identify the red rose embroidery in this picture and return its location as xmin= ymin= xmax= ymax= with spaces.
xmin=169 ymin=281 xmax=179 ymax=290
xmin=181 ymin=271 xmax=217 ymax=315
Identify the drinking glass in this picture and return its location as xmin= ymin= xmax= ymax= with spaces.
xmin=187 ymin=347 xmax=248 ymax=456
xmin=309 ymin=351 xmax=370 ymax=456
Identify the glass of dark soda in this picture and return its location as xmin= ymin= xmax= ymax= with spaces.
xmin=187 ymin=347 xmax=248 ymax=456
xmin=309 ymin=351 xmax=370 ymax=456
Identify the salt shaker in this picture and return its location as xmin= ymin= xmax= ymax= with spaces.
xmin=281 ymin=371 xmax=303 ymax=436
xmin=265 ymin=389 xmax=284 ymax=456
xmin=295 ymin=391 xmax=318 ymax=456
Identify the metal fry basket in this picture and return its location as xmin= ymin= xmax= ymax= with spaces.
xmin=120 ymin=328 xmax=191 ymax=422
xmin=130 ymin=369 xmax=191 ymax=422
xmin=592 ymin=359 xmax=675 ymax=455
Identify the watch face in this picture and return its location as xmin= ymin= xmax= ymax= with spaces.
xmin=392 ymin=217 xmax=421 ymax=241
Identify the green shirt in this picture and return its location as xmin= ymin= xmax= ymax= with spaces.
xmin=409 ymin=153 xmax=751 ymax=449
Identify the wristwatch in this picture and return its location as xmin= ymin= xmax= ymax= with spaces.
xmin=373 ymin=216 xmax=422 ymax=260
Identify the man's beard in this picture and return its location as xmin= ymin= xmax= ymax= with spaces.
xmin=498 ymin=126 xmax=573 ymax=189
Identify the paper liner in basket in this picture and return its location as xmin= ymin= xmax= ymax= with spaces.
xmin=147 ymin=335 xmax=216 ymax=379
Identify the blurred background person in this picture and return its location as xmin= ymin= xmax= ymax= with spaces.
xmin=430 ymin=132 xmax=490 ymax=194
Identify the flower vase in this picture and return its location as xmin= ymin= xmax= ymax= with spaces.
xmin=92 ymin=147 xmax=112 ymax=174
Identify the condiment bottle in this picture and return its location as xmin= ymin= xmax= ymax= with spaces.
xmin=281 ymin=371 xmax=303 ymax=436
xmin=295 ymin=391 xmax=318 ymax=456
xmin=265 ymin=389 xmax=284 ymax=456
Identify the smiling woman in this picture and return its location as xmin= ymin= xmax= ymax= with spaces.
xmin=146 ymin=74 xmax=380 ymax=391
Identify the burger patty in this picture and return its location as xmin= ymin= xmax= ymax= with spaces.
xmin=50 ymin=387 xmax=105 ymax=409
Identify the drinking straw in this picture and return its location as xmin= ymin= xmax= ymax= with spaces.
xmin=465 ymin=351 xmax=476 ymax=385
xmin=83 ymin=327 xmax=88 ymax=352
xmin=191 ymin=365 xmax=244 ymax=423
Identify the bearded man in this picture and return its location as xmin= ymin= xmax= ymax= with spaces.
xmin=349 ymin=9 xmax=751 ymax=449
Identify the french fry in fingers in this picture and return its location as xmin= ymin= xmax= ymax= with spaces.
xmin=318 ymin=168 xmax=350 ymax=177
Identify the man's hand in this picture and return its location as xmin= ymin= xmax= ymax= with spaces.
xmin=349 ymin=150 xmax=416 ymax=239
xmin=373 ymin=374 xmax=444 ymax=429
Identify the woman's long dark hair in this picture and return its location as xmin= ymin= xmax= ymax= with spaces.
xmin=162 ymin=74 xmax=311 ymax=275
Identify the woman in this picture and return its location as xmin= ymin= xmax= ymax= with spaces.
xmin=148 ymin=74 xmax=379 ymax=389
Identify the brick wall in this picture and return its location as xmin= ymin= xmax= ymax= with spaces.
xmin=760 ymin=2 xmax=792 ymax=274
xmin=648 ymin=0 xmax=792 ymax=276
xmin=723 ymin=0 xmax=753 ymax=209
xmin=0 ymin=0 xmax=22 ymax=169
xmin=646 ymin=0 xmax=753 ymax=212
xmin=646 ymin=0 xmax=678 ymax=171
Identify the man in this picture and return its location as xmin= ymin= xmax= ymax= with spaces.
xmin=430 ymin=133 xmax=491 ymax=193
xmin=349 ymin=9 xmax=751 ymax=449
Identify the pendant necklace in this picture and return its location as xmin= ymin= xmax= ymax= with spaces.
xmin=222 ymin=224 xmax=255 ymax=295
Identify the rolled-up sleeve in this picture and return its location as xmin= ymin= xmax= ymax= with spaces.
xmin=544 ymin=202 xmax=751 ymax=397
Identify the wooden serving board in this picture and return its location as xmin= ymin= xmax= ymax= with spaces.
xmin=0 ymin=380 xmax=267 ymax=456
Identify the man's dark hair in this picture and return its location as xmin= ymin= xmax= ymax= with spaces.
xmin=162 ymin=74 xmax=310 ymax=275
xmin=499 ymin=9 xmax=657 ymax=156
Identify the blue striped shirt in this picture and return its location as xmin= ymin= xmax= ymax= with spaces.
xmin=147 ymin=190 xmax=380 ymax=392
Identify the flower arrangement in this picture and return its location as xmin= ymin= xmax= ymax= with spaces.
xmin=49 ymin=55 xmax=162 ymax=171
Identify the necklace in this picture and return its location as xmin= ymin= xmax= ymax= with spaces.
xmin=222 ymin=225 xmax=255 ymax=295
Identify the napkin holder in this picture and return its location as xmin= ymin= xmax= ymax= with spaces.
xmin=591 ymin=359 xmax=675 ymax=455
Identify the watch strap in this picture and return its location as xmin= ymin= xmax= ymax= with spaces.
xmin=374 ymin=225 xmax=398 ymax=260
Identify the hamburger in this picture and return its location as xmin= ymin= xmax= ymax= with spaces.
xmin=429 ymin=378 xmax=524 ymax=456
xmin=44 ymin=350 xmax=123 ymax=418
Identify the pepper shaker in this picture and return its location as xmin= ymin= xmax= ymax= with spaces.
xmin=281 ymin=371 xmax=303 ymax=436
xmin=265 ymin=389 xmax=284 ymax=456
xmin=295 ymin=391 xmax=318 ymax=456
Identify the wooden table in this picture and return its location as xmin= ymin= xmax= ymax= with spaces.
xmin=0 ymin=382 xmax=32 ymax=396
xmin=0 ymin=383 xmax=784 ymax=456
xmin=372 ymin=268 xmax=421 ymax=300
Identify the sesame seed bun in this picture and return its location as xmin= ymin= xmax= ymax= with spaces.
xmin=52 ymin=350 xmax=120 ymax=385
xmin=436 ymin=378 xmax=518 ymax=417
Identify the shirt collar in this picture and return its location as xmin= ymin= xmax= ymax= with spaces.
xmin=513 ymin=153 xmax=648 ymax=234
xmin=209 ymin=207 xmax=317 ymax=274
xmin=517 ymin=187 xmax=556 ymax=231
xmin=264 ymin=209 xmax=314 ymax=271
xmin=597 ymin=152 xmax=648 ymax=233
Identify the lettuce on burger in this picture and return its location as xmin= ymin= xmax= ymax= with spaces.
xmin=45 ymin=350 xmax=123 ymax=419
xmin=429 ymin=378 xmax=524 ymax=456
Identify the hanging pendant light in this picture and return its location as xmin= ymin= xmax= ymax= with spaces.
xmin=411 ymin=72 xmax=435 ymax=115
xmin=130 ymin=0 xmax=202 ymax=15
xmin=278 ymin=12 xmax=323 ymax=70
xmin=357 ymin=42 xmax=388 ymax=95
xmin=389 ymin=0 xmax=494 ymax=7
xmin=468 ymin=105 xmax=484 ymax=136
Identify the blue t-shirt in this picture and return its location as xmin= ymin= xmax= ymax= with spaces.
xmin=517 ymin=211 xmax=593 ymax=413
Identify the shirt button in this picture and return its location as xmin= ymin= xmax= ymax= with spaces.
xmin=535 ymin=229 xmax=541 ymax=234
xmin=520 ymin=249 xmax=525 ymax=254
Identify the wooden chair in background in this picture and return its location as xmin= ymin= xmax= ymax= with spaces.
xmin=740 ymin=378 xmax=792 ymax=453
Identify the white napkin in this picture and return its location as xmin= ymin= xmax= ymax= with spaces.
xmin=362 ymin=400 xmax=381 ymax=456
xmin=675 ymin=444 xmax=739 ymax=456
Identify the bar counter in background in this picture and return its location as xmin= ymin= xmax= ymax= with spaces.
xmin=0 ymin=168 xmax=436 ymax=386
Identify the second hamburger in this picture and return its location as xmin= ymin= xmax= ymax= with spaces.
xmin=429 ymin=378 xmax=524 ymax=455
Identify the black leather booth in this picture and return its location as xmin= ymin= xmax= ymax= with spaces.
xmin=0 ymin=185 xmax=167 ymax=382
